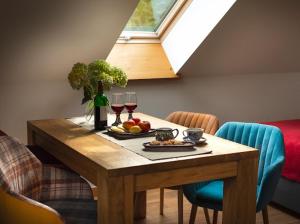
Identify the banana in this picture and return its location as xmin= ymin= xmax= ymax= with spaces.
xmin=117 ymin=125 xmax=126 ymax=131
xmin=111 ymin=126 xmax=125 ymax=133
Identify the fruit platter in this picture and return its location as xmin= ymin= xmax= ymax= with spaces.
xmin=106 ymin=118 xmax=155 ymax=140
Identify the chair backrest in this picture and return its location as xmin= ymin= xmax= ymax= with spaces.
xmin=0 ymin=187 xmax=64 ymax=224
xmin=166 ymin=111 xmax=219 ymax=135
xmin=0 ymin=136 xmax=42 ymax=201
xmin=216 ymin=122 xmax=285 ymax=211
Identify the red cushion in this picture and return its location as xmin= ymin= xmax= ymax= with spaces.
xmin=262 ymin=120 xmax=300 ymax=183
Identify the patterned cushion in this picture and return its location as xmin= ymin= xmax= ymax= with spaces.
xmin=0 ymin=136 xmax=95 ymax=223
xmin=44 ymin=199 xmax=97 ymax=224
xmin=41 ymin=164 xmax=93 ymax=201
xmin=0 ymin=136 xmax=42 ymax=200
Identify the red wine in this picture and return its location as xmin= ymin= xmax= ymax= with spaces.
xmin=125 ymin=103 xmax=137 ymax=112
xmin=111 ymin=104 xmax=124 ymax=114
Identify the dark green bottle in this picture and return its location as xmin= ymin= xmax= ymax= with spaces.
xmin=94 ymin=81 xmax=108 ymax=130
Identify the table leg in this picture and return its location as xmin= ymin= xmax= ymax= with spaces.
xmin=134 ymin=191 xmax=147 ymax=219
xmin=223 ymin=158 xmax=258 ymax=224
xmin=98 ymin=174 xmax=134 ymax=224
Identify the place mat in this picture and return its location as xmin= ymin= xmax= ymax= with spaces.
xmin=68 ymin=116 xmax=212 ymax=161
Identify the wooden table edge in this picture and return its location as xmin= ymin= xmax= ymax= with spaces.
xmin=27 ymin=119 xmax=259 ymax=178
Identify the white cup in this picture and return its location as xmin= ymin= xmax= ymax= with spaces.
xmin=183 ymin=128 xmax=204 ymax=142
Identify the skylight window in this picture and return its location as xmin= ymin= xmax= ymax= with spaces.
xmin=119 ymin=0 xmax=184 ymax=40
xmin=110 ymin=0 xmax=237 ymax=79
xmin=124 ymin=0 xmax=177 ymax=32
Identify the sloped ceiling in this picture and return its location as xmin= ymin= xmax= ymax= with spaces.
xmin=180 ymin=0 xmax=300 ymax=76
xmin=0 ymin=0 xmax=139 ymax=82
xmin=1 ymin=0 xmax=299 ymax=141
xmin=0 ymin=0 xmax=138 ymax=140
xmin=124 ymin=0 xmax=300 ymax=124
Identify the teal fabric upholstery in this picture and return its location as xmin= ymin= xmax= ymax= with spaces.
xmin=183 ymin=122 xmax=285 ymax=212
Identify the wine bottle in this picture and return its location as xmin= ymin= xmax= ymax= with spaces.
xmin=94 ymin=81 xmax=108 ymax=130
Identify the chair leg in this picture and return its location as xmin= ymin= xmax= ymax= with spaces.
xmin=262 ymin=207 xmax=269 ymax=224
xmin=203 ymin=208 xmax=211 ymax=224
xmin=160 ymin=188 xmax=164 ymax=215
xmin=178 ymin=188 xmax=184 ymax=224
xmin=189 ymin=204 xmax=198 ymax=224
xmin=212 ymin=210 xmax=218 ymax=224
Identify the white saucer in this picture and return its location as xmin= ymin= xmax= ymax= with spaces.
xmin=183 ymin=137 xmax=207 ymax=145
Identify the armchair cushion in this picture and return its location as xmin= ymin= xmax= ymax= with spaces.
xmin=0 ymin=136 xmax=42 ymax=201
xmin=40 ymin=164 xmax=93 ymax=201
xmin=195 ymin=180 xmax=223 ymax=210
xmin=0 ymin=135 xmax=96 ymax=223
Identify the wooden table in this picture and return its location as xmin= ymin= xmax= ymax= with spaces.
xmin=27 ymin=113 xmax=258 ymax=224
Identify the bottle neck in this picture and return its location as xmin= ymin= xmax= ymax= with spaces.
xmin=97 ymin=81 xmax=103 ymax=95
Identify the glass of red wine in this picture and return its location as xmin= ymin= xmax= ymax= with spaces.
xmin=111 ymin=93 xmax=125 ymax=126
xmin=125 ymin=92 xmax=137 ymax=120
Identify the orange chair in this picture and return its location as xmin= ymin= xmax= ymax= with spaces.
xmin=160 ymin=111 xmax=219 ymax=224
xmin=166 ymin=111 xmax=219 ymax=135
xmin=0 ymin=188 xmax=64 ymax=224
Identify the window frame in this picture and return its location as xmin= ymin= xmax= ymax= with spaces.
xmin=118 ymin=0 xmax=188 ymax=43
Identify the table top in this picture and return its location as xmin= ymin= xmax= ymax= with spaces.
xmin=28 ymin=113 xmax=258 ymax=177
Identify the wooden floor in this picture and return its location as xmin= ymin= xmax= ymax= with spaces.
xmin=136 ymin=189 xmax=300 ymax=224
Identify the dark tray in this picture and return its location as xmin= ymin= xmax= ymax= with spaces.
xmin=143 ymin=141 xmax=196 ymax=152
xmin=105 ymin=127 xmax=156 ymax=140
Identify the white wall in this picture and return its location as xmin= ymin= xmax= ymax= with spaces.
xmin=0 ymin=0 xmax=300 ymax=142
xmin=0 ymin=0 xmax=138 ymax=142
xmin=123 ymin=72 xmax=300 ymax=122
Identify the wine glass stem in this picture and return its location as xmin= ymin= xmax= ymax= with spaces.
xmin=128 ymin=112 xmax=133 ymax=120
xmin=112 ymin=114 xmax=122 ymax=126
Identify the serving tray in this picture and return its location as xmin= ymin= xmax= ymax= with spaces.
xmin=105 ymin=127 xmax=156 ymax=140
xmin=143 ymin=141 xmax=196 ymax=152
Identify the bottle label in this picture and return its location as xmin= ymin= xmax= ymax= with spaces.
xmin=100 ymin=106 xmax=107 ymax=121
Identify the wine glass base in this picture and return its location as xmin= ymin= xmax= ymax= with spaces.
xmin=111 ymin=121 xmax=122 ymax=126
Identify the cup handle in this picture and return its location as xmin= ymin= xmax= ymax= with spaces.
xmin=172 ymin=129 xmax=179 ymax=138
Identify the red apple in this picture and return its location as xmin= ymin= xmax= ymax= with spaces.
xmin=132 ymin=118 xmax=141 ymax=125
xmin=138 ymin=121 xmax=151 ymax=132
xmin=123 ymin=120 xmax=135 ymax=131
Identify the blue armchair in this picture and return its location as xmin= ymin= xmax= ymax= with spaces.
xmin=183 ymin=122 xmax=285 ymax=224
